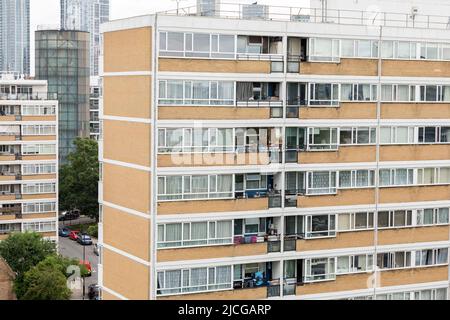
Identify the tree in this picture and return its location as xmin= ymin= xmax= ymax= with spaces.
xmin=21 ymin=256 xmax=73 ymax=300
xmin=59 ymin=137 xmax=99 ymax=221
xmin=0 ymin=232 xmax=55 ymax=277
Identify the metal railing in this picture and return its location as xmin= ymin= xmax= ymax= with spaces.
xmin=160 ymin=3 xmax=450 ymax=30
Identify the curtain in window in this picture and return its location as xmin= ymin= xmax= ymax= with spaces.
xmin=438 ymin=208 xmax=449 ymax=224
xmin=216 ymin=221 xmax=232 ymax=241
xmin=166 ymin=176 xmax=183 ymax=199
xmin=341 ymin=84 xmax=352 ymax=100
xmin=167 ymin=81 xmax=183 ymax=101
xmin=379 ymin=170 xmax=391 ymax=186
xmin=338 ymin=214 xmax=351 ymax=231
xmin=190 ymin=222 xmax=208 ymax=245
xmin=439 ymin=168 xmax=450 ymax=183
xmin=165 ymin=224 xmax=182 ymax=246
xmin=216 ymin=266 xmax=231 ymax=287
xmin=381 ymin=85 xmax=392 ymax=101
xmin=218 ymin=82 xmax=234 ymax=102
xmin=339 ymin=171 xmax=351 ymax=188
xmin=165 ymin=270 xmax=182 ymax=292
xmin=217 ymin=175 xmax=233 ymax=194
xmin=356 ymin=170 xmax=370 ymax=187
xmin=236 ymin=82 xmax=253 ymax=101
xmin=437 ymin=249 xmax=448 ymax=264
xmin=337 ymin=256 xmax=350 ymax=273
xmin=190 ymin=268 xmax=207 ymax=292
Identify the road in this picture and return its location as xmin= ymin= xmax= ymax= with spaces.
xmin=58 ymin=236 xmax=99 ymax=300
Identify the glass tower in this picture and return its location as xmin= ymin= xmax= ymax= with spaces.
xmin=60 ymin=0 xmax=110 ymax=76
xmin=35 ymin=29 xmax=90 ymax=164
xmin=0 ymin=0 xmax=30 ymax=75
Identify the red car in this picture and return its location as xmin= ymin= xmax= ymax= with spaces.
xmin=69 ymin=230 xmax=80 ymax=241
xmin=80 ymin=260 xmax=92 ymax=277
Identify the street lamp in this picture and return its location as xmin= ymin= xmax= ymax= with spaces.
xmin=82 ymin=243 xmax=86 ymax=300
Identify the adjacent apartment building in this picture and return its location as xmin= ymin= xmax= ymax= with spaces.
xmin=60 ymin=0 xmax=110 ymax=76
xmin=98 ymin=4 xmax=450 ymax=300
xmin=0 ymin=0 xmax=30 ymax=75
xmin=0 ymin=72 xmax=58 ymax=243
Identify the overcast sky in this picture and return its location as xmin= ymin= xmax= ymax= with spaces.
xmin=29 ymin=0 xmax=308 ymax=74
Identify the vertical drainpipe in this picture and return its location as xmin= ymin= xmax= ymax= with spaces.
xmin=150 ymin=14 xmax=159 ymax=301
xmin=279 ymin=29 xmax=289 ymax=300
xmin=373 ymin=25 xmax=383 ymax=300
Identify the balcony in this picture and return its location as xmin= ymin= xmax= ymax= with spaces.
xmin=0 ymin=206 xmax=22 ymax=220
xmin=0 ymin=92 xmax=57 ymax=101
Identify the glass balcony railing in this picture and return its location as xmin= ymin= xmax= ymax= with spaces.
xmin=0 ymin=92 xmax=58 ymax=101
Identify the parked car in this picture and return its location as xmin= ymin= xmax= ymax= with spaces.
xmin=59 ymin=227 xmax=70 ymax=237
xmin=59 ymin=209 xmax=81 ymax=221
xmin=93 ymin=243 xmax=99 ymax=256
xmin=88 ymin=284 xmax=100 ymax=300
xmin=77 ymin=234 xmax=93 ymax=246
xmin=69 ymin=230 xmax=80 ymax=241
xmin=79 ymin=260 xmax=92 ymax=277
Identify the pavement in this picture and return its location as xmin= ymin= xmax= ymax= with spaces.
xmin=58 ymin=235 xmax=99 ymax=300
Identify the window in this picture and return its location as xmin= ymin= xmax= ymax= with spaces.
xmin=22 ymin=105 xmax=56 ymax=116
xmin=307 ymin=171 xmax=336 ymax=195
xmin=309 ymin=83 xmax=339 ymax=106
xmin=339 ymin=170 xmax=375 ymax=188
xmin=22 ymin=125 xmax=56 ymax=136
xmin=380 ymin=127 xmax=414 ymax=144
xmin=157 ymin=265 xmax=232 ymax=296
xmin=157 ymin=220 xmax=233 ymax=249
xmin=22 ymin=202 xmax=56 ymax=214
xmin=377 ymin=251 xmax=411 ymax=269
xmin=158 ymin=128 xmax=235 ymax=153
xmin=379 ymin=168 xmax=414 ymax=187
xmin=418 ymin=85 xmax=450 ymax=102
xmin=417 ymin=168 xmax=437 ymax=185
xmin=341 ymin=84 xmax=377 ymax=101
xmin=415 ymin=248 xmax=448 ymax=266
xmin=22 ymin=163 xmax=56 ymax=175
xmin=309 ymin=38 xmax=340 ymax=62
xmin=305 ymin=214 xmax=336 ymax=238
xmin=307 ymin=128 xmax=338 ymax=150
xmin=22 ymin=144 xmax=56 ymax=155
xmin=339 ymin=127 xmax=376 ymax=145
xmin=338 ymin=212 xmax=374 ymax=231
xmin=158 ymin=175 xmax=233 ymax=201
xmin=417 ymin=208 xmax=450 ymax=226
xmin=22 ymin=221 xmax=56 ymax=233
xmin=160 ymin=32 xmax=235 ymax=58
xmin=336 ymin=254 xmax=373 ymax=274
xmin=380 ymin=84 xmax=415 ymax=102
xmin=304 ymin=258 xmax=336 ymax=282
xmin=378 ymin=210 xmax=412 ymax=228
xmin=159 ymin=80 xmax=234 ymax=106
xmin=22 ymin=183 xmax=56 ymax=194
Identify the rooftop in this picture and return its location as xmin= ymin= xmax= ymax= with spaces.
xmin=158 ymin=2 xmax=450 ymax=30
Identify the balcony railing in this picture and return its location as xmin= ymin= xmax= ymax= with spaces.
xmin=160 ymin=3 xmax=450 ymax=31
xmin=236 ymin=53 xmax=284 ymax=61
xmin=284 ymin=237 xmax=297 ymax=252
xmin=0 ymin=92 xmax=57 ymax=101
xmin=236 ymin=99 xmax=283 ymax=108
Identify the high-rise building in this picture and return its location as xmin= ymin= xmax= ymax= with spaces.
xmin=60 ymin=0 xmax=110 ymax=76
xmin=0 ymin=0 xmax=30 ymax=75
xmin=90 ymin=76 xmax=100 ymax=140
xmin=35 ymin=29 xmax=90 ymax=164
xmin=0 ymin=72 xmax=58 ymax=243
xmin=98 ymin=5 xmax=450 ymax=301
